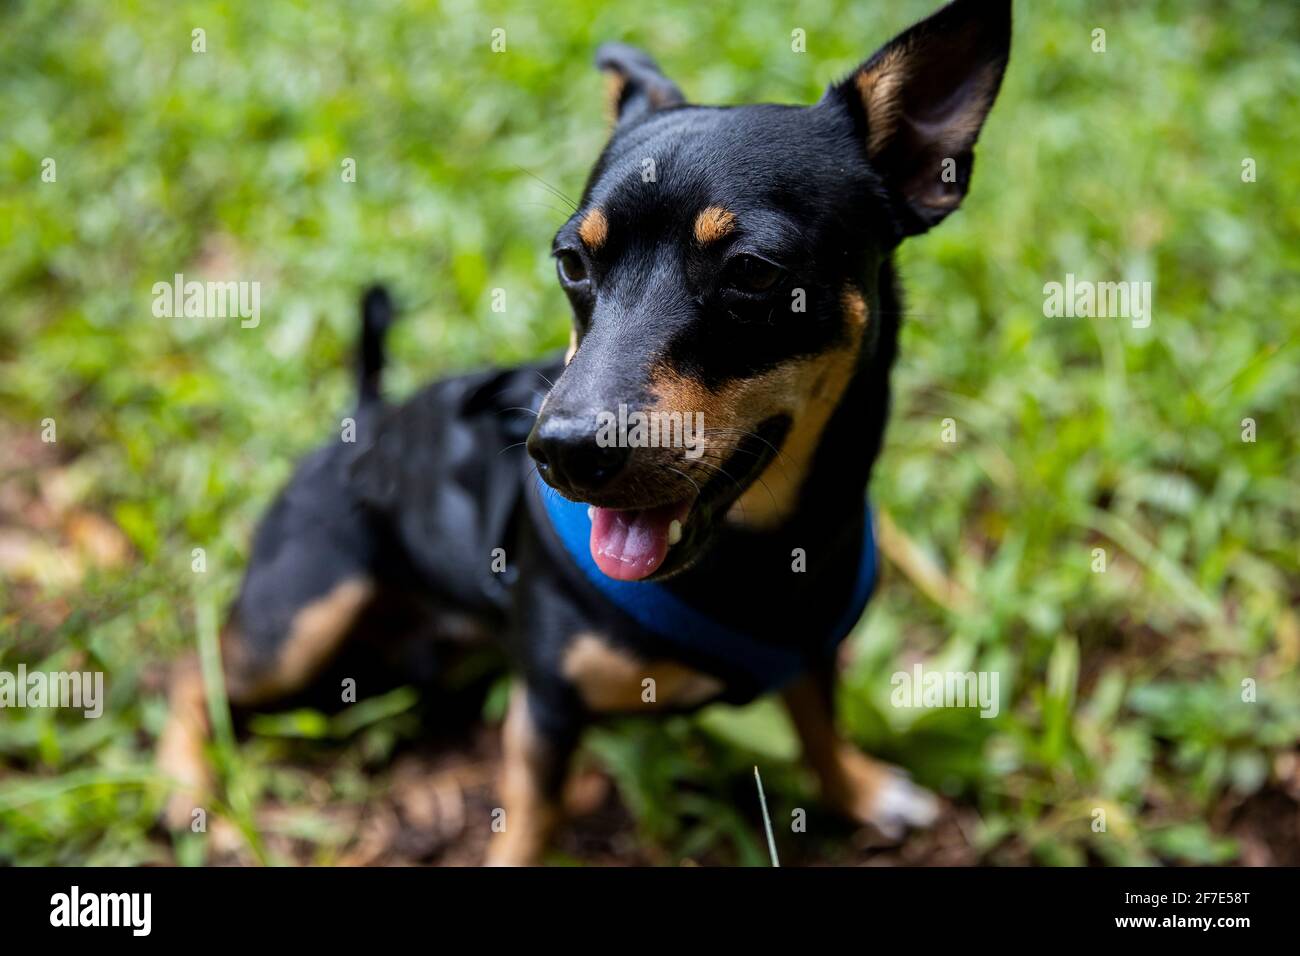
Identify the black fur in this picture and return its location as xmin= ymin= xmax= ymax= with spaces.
xmin=194 ymin=0 xmax=1012 ymax=857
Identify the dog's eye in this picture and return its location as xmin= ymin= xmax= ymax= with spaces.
xmin=725 ymin=254 xmax=781 ymax=294
xmin=556 ymin=250 xmax=589 ymax=284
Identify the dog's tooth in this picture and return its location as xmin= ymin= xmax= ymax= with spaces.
xmin=667 ymin=519 xmax=682 ymax=546
xmin=587 ymin=506 xmax=595 ymax=520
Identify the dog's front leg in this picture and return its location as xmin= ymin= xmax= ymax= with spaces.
xmin=782 ymin=670 xmax=939 ymax=840
xmin=485 ymin=683 xmax=578 ymax=866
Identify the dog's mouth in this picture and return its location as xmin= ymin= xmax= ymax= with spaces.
xmin=588 ymin=498 xmax=693 ymax=581
xmin=584 ymin=416 xmax=788 ymax=583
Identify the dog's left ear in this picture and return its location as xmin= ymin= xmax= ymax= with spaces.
xmin=825 ymin=0 xmax=1011 ymax=236
xmin=595 ymin=43 xmax=686 ymax=128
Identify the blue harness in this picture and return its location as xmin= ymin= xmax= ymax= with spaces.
xmin=537 ymin=480 xmax=879 ymax=692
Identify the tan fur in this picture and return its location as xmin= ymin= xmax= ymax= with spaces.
xmin=227 ymin=578 xmax=375 ymax=706
xmin=855 ymin=47 xmax=910 ymax=158
xmin=157 ymin=577 xmax=374 ymax=828
xmin=157 ymin=659 xmax=211 ymax=829
xmin=565 ymin=327 xmax=578 ymax=365
xmin=856 ymin=46 xmax=1001 ymax=209
xmin=486 ymin=685 xmax=562 ymax=866
xmin=578 ymin=208 xmax=608 ymax=250
xmin=562 ymin=632 xmax=722 ymax=711
xmin=280 ymin=580 xmax=373 ymax=687
xmin=782 ymin=675 xmax=892 ymax=823
xmin=693 ymin=205 xmax=737 ymax=244
xmin=647 ymin=288 xmax=869 ymax=529
xmin=602 ymin=70 xmax=626 ymax=125
xmin=840 ymin=287 xmax=869 ymax=329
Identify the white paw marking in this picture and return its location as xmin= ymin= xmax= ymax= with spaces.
xmin=872 ymin=772 xmax=939 ymax=840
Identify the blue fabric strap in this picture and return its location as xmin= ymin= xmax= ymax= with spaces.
xmin=537 ymin=480 xmax=878 ymax=691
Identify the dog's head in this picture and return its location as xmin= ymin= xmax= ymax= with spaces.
xmin=529 ymin=0 xmax=1011 ymax=581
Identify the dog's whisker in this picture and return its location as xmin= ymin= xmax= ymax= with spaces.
xmin=521 ymin=200 xmax=580 ymax=221
xmin=748 ymin=474 xmax=779 ymax=509
xmin=514 ymin=165 xmax=579 ymax=212
xmin=488 ymin=384 xmax=547 ymax=408
xmin=685 ymin=453 xmax=780 ymax=511
xmin=702 ymin=427 xmax=791 ymax=467
xmin=694 ymin=445 xmax=773 ymax=467
xmin=662 ymin=464 xmax=703 ymax=500
xmin=687 ymin=458 xmax=746 ymax=495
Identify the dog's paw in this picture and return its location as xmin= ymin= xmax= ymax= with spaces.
xmin=825 ymin=747 xmax=940 ymax=841
xmin=867 ymin=769 xmax=940 ymax=840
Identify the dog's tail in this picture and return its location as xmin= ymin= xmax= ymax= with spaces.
xmin=357 ymin=284 xmax=395 ymax=404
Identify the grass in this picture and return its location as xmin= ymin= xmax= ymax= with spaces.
xmin=1 ymin=0 xmax=1298 ymax=866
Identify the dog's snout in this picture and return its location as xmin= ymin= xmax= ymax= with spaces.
xmin=528 ymin=414 xmax=630 ymax=496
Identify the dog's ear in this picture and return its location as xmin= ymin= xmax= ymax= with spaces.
xmin=595 ymin=43 xmax=686 ymax=128
xmin=825 ymin=0 xmax=1011 ymax=236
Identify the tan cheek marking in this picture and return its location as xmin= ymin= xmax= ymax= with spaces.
xmin=726 ymin=358 xmax=851 ymax=528
xmin=732 ymin=295 xmax=865 ymax=526
xmin=648 ymin=365 xmax=744 ymax=428
xmin=693 ymin=205 xmax=737 ymax=244
xmin=565 ymin=328 xmax=578 ymax=365
xmin=648 ymin=361 xmax=801 ymax=508
xmin=563 ymin=633 xmax=723 ymax=712
xmin=578 ymin=208 xmax=608 ymax=250
xmin=647 ymin=288 xmax=868 ymax=529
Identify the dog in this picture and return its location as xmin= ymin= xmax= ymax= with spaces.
xmin=158 ymin=0 xmax=1012 ymax=866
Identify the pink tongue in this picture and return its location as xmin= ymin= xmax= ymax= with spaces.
xmin=589 ymin=501 xmax=690 ymax=581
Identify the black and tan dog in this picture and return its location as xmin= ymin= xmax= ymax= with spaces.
xmin=159 ymin=0 xmax=1011 ymax=865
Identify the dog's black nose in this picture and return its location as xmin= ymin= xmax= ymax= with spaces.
xmin=528 ymin=415 xmax=630 ymax=495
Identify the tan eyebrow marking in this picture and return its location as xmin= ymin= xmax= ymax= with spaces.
xmin=578 ymin=208 xmax=608 ymax=250
xmin=693 ymin=205 xmax=737 ymax=244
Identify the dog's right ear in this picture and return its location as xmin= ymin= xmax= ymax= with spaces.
xmin=824 ymin=0 xmax=1012 ymax=237
xmin=595 ymin=43 xmax=686 ymax=128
